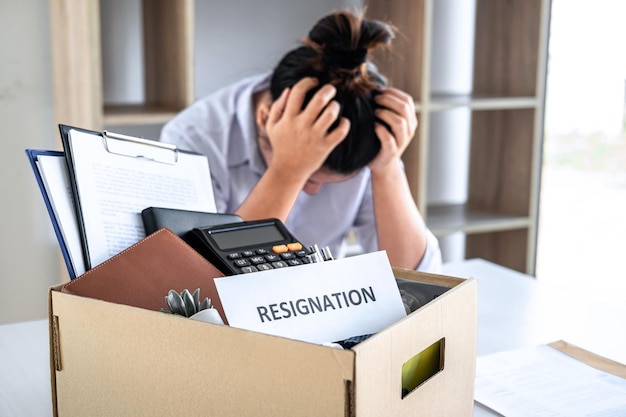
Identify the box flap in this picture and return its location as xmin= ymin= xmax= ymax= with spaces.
xmin=393 ymin=267 xmax=467 ymax=288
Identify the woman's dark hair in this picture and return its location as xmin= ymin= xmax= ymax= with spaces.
xmin=269 ymin=9 xmax=395 ymax=174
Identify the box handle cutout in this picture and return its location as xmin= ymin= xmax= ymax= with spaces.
xmin=344 ymin=379 xmax=354 ymax=417
xmin=52 ymin=315 xmax=62 ymax=371
xmin=401 ymin=338 xmax=445 ymax=398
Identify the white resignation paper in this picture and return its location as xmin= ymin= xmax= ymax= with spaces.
xmin=68 ymin=129 xmax=217 ymax=268
xmin=215 ymin=251 xmax=407 ymax=345
xmin=475 ymin=344 xmax=626 ymax=417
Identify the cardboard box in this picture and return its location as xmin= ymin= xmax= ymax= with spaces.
xmin=49 ymin=267 xmax=476 ymax=417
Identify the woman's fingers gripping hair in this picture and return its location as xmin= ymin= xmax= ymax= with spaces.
xmin=326 ymin=117 xmax=351 ymax=149
xmin=282 ymin=77 xmax=319 ymax=118
xmin=267 ymin=87 xmax=290 ymax=126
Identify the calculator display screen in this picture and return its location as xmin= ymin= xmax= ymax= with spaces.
xmin=209 ymin=224 xmax=287 ymax=250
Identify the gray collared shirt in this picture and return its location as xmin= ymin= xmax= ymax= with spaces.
xmin=160 ymin=72 xmax=441 ymax=272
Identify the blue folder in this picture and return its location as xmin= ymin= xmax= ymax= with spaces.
xmin=25 ymin=149 xmax=80 ymax=279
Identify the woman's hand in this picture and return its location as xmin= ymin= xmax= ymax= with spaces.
xmin=264 ymin=77 xmax=350 ymax=182
xmin=369 ymin=87 xmax=418 ymax=175
xmin=237 ymin=78 xmax=349 ymax=223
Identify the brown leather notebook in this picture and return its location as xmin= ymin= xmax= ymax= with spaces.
xmin=62 ymin=228 xmax=227 ymax=323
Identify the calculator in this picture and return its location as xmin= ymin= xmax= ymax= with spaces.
xmin=186 ymin=218 xmax=311 ymax=275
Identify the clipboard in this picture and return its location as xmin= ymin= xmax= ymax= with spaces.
xmin=59 ymin=124 xmax=217 ymax=270
xmin=475 ymin=341 xmax=626 ymax=416
xmin=25 ymin=149 xmax=84 ymax=279
xmin=548 ymin=340 xmax=626 ymax=378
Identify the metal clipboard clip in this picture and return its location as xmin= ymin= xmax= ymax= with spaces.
xmin=102 ymin=130 xmax=179 ymax=164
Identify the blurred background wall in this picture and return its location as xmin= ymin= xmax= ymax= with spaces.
xmin=0 ymin=0 xmax=362 ymax=325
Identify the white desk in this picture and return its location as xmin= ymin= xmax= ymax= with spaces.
xmin=445 ymin=259 xmax=626 ymax=416
xmin=0 ymin=318 xmax=51 ymax=417
xmin=1 ymin=258 xmax=624 ymax=417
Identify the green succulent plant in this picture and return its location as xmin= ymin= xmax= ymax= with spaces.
xmin=161 ymin=288 xmax=213 ymax=317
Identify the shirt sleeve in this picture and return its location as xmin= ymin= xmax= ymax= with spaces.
xmin=416 ymin=228 xmax=442 ymax=274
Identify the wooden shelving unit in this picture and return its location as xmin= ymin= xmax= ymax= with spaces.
xmin=50 ymin=0 xmax=551 ymax=274
xmin=50 ymin=0 xmax=194 ymax=131
xmin=366 ymin=0 xmax=552 ymax=274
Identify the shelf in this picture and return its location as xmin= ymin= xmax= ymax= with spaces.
xmin=50 ymin=0 xmax=549 ymax=275
xmin=414 ymin=95 xmax=539 ymax=112
xmin=366 ymin=0 xmax=549 ymax=273
xmin=426 ymin=203 xmax=531 ymax=237
xmin=103 ymin=104 xmax=182 ymax=126
xmin=50 ymin=0 xmax=193 ymax=131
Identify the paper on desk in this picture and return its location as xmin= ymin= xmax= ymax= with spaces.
xmin=475 ymin=344 xmax=626 ymax=417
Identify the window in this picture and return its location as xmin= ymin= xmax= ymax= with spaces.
xmin=537 ymin=0 xmax=626 ymax=307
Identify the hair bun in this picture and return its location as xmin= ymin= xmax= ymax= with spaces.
xmin=323 ymin=48 xmax=367 ymax=70
xmin=304 ymin=9 xmax=394 ymax=89
xmin=307 ymin=11 xmax=393 ymax=52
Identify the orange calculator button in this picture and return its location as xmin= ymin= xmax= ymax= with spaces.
xmin=272 ymin=244 xmax=289 ymax=254
xmin=287 ymin=242 xmax=303 ymax=251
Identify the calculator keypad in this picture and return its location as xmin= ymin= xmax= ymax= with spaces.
xmin=226 ymin=244 xmax=309 ymax=274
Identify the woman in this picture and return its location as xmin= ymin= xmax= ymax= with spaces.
xmin=160 ymin=9 xmax=441 ymax=272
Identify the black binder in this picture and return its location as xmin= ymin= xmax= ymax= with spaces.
xmin=141 ymin=207 xmax=242 ymax=238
